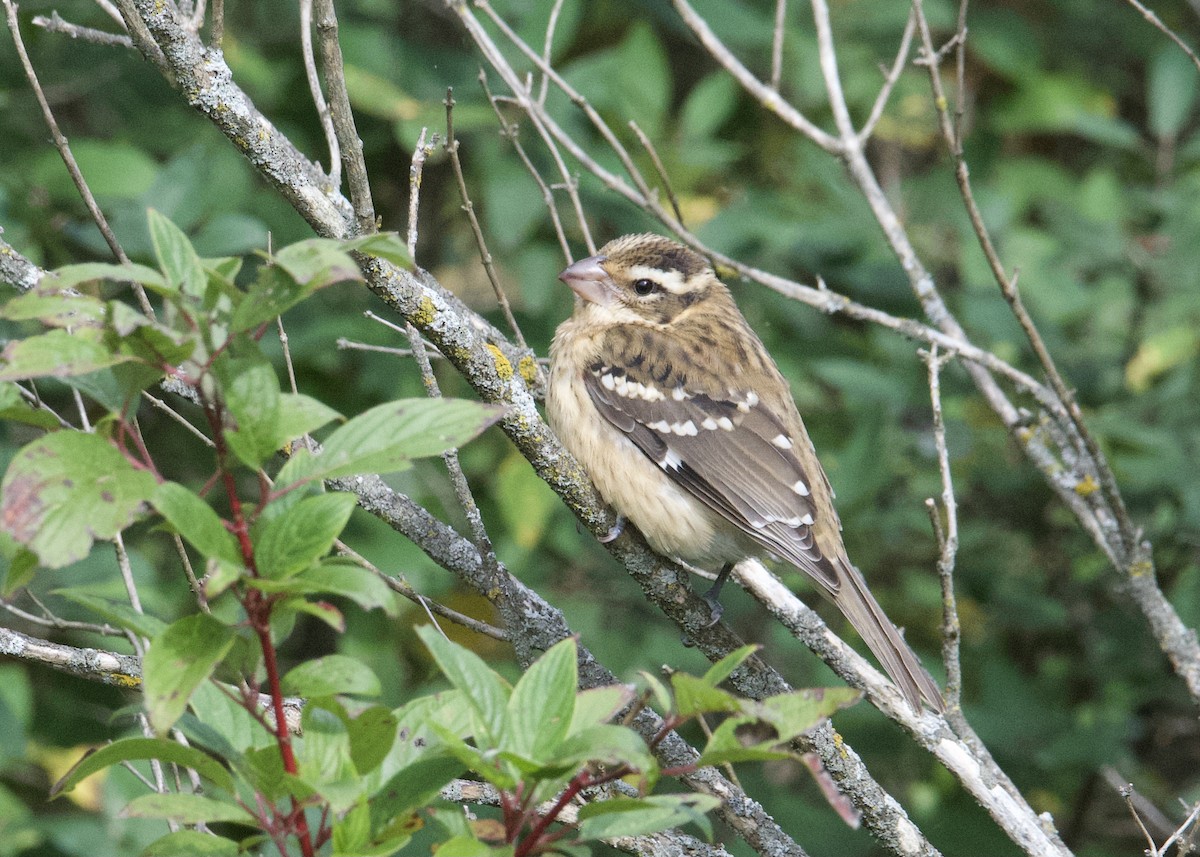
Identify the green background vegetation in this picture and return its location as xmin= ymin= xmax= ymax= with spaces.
xmin=2 ymin=0 xmax=1200 ymax=854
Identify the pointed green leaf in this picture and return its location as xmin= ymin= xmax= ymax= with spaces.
xmin=702 ymin=644 xmax=759 ymax=687
xmin=282 ymin=654 xmax=380 ymax=698
xmin=143 ymin=614 xmax=236 ymax=734
xmin=568 ymin=685 xmax=635 ymax=736
xmin=121 ymin=793 xmax=253 ymax=824
xmin=229 ymin=240 xmax=361 ymax=332
xmin=0 ymin=431 xmax=157 ymax=568
xmin=277 ymin=399 xmax=504 ymax=487
xmin=346 ymin=705 xmax=399 ymax=775
xmin=342 ymin=232 xmax=413 ymax=269
xmin=0 ymin=289 xmax=105 ymax=326
xmin=416 ymin=626 xmax=508 ymax=744
xmin=46 ymin=262 xmax=167 ymax=293
xmin=148 ymin=209 xmax=205 ymax=296
xmin=141 ymin=830 xmax=239 ymax=857
xmin=273 ymin=394 xmax=342 ymax=448
xmin=290 ymin=559 xmax=398 ymax=616
xmin=671 ymin=672 xmax=741 ymax=718
xmin=254 ymin=492 xmax=357 ymax=579
xmin=576 ymin=794 xmax=720 ymax=840
xmin=53 ymin=591 xmax=167 ymax=639
xmin=0 ymin=328 xmax=132 ymax=382
xmin=506 ymin=637 xmax=577 ymax=759
xmin=152 ymin=481 xmax=241 ymax=565
xmin=217 ymin=355 xmax=281 ymax=468
xmin=51 ymin=737 xmax=233 ymax=797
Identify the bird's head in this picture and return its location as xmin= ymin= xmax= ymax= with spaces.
xmin=559 ymin=234 xmax=721 ymax=325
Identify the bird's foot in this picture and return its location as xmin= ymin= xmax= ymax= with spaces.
xmin=599 ymin=514 xmax=626 ymax=544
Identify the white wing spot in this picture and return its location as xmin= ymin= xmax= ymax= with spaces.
xmin=800 ymin=513 xmax=814 ymax=526
xmin=671 ymin=386 xmax=691 ymax=401
xmin=701 ymin=417 xmax=718 ymax=430
xmin=663 ymin=447 xmax=683 ymax=469
xmin=600 ymin=373 xmax=616 ymax=391
xmin=772 ymin=434 xmax=794 ymax=450
xmin=793 ymin=480 xmax=810 ymax=496
xmin=648 ymin=420 xmax=671 ymax=433
xmin=746 ymin=391 xmax=759 ymax=407
xmin=675 ymin=420 xmax=698 ymax=436
xmin=716 ymin=416 xmax=734 ymax=431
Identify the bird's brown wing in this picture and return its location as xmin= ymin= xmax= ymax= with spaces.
xmin=582 ymin=351 xmax=841 ymax=595
xmin=584 ymin=333 xmax=944 ymax=712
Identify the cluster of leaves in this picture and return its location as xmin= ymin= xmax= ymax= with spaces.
xmin=0 ymin=210 xmax=859 ymax=854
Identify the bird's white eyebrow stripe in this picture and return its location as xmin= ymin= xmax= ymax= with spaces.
xmin=626 ymin=265 xmax=690 ymax=295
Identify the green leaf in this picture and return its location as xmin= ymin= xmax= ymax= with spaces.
xmin=152 ymin=481 xmax=241 ymax=565
xmin=53 ymin=591 xmax=167 ymax=639
xmin=141 ymin=830 xmax=239 ymax=857
xmin=274 ymin=394 xmax=342 ymax=448
xmin=286 ymin=559 xmax=398 ymax=616
xmin=254 ymin=492 xmax=357 ymax=579
xmin=282 ymin=654 xmax=381 ymax=698
xmin=416 ymin=626 xmax=508 ymax=745
xmin=568 ymin=685 xmax=635 ymax=737
xmin=230 ymin=239 xmax=362 ymax=331
xmin=217 ymin=354 xmax=281 ymax=469
xmin=51 ymin=737 xmax=234 ymax=797
xmin=277 ymin=399 xmax=504 ymax=487
xmin=670 ymin=673 xmax=741 ymax=718
xmin=342 ymin=232 xmax=413 ymax=269
xmin=506 ymin=637 xmax=576 ymax=760
xmin=143 ymin=614 xmax=236 ymax=734
xmin=121 ymin=793 xmax=253 ymax=824
xmin=0 ymin=289 xmax=106 ymax=326
xmin=0 ymin=431 xmax=157 ymax=568
xmin=47 ymin=262 xmax=167 ymax=293
xmin=148 ymin=208 xmax=205 ymax=296
xmin=1149 ymin=45 xmax=1199 ymax=140
xmin=0 ymin=328 xmax=132 ymax=382
xmin=576 ymin=794 xmax=720 ymax=840
xmin=346 ymin=705 xmax=399 ymax=775
xmin=370 ymin=754 xmax=465 ymax=831
xmin=702 ymin=644 xmax=759 ymax=687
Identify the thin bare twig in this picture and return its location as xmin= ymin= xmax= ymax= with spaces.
xmin=406 ymin=127 xmax=436 ymax=262
xmin=300 ymin=0 xmax=340 ymax=189
xmin=31 ymin=11 xmax=133 ymax=47
xmin=858 ymin=10 xmax=917 ymax=144
xmin=143 ymin=392 xmax=215 ymax=447
xmin=672 ymin=0 xmax=841 ymax=153
xmin=481 ymin=74 xmax=574 ymax=262
xmin=1121 ymin=0 xmax=1200 ymax=76
xmin=629 ymin=120 xmax=685 ymax=229
xmin=444 ymin=89 xmax=528 ymax=349
xmin=536 ymin=0 xmax=567 ymax=105
xmin=3 ymin=0 xmax=154 ymax=317
xmin=2 ymin=596 xmax=122 ymax=637
xmin=312 ymin=0 xmax=375 ymax=232
xmin=921 ymin=346 xmax=961 ymax=712
xmin=210 ymin=0 xmax=223 ymax=46
xmin=771 ymin=0 xmax=787 ymax=90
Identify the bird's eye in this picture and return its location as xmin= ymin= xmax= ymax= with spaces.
xmin=632 ymin=278 xmax=657 ymax=296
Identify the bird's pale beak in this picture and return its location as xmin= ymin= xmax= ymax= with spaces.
xmin=559 ymin=255 xmax=614 ymax=306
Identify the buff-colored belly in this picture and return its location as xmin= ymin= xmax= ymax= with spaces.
xmin=547 ymin=327 xmax=737 ymax=567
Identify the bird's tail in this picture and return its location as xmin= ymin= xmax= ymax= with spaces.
xmin=832 ymin=561 xmax=944 ymax=713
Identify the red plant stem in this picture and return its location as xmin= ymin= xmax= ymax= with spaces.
xmin=514 ymin=772 xmax=591 ymax=857
xmin=202 ymin=401 xmax=316 ymax=857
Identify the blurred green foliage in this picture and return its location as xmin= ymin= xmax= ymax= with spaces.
xmin=2 ymin=0 xmax=1200 ymax=854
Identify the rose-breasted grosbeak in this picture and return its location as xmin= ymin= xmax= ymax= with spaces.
xmin=547 ymin=233 xmax=943 ymax=712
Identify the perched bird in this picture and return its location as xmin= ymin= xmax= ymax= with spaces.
xmin=547 ymin=233 xmax=943 ymax=712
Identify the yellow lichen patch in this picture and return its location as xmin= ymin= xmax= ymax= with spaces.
xmin=487 ymin=344 xmax=513 ymax=381
xmin=1129 ymin=560 xmax=1153 ymax=578
xmin=1074 ymin=475 xmax=1099 ymax=496
xmin=411 ymin=295 xmax=437 ymax=327
xmin=518 ymin=354 xmax=539 ymax=385
xmin=832 ymin=729 xmax=849 ymax=760
xmin=112 ymin=672 xmax=142 ymax=689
